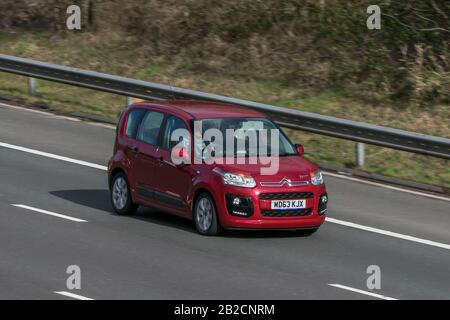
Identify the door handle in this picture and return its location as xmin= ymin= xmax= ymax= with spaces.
xmin=130 ymin=146 xmax=140 ymax=154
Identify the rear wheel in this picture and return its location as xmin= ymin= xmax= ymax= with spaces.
xmin=111 ymin=172 xmax=138 ymax=215
xmin=194 ymin=193 xmax=222 ymax=236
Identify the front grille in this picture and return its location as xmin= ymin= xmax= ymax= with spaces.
xmin=261 ymin=208 xmax=313 ymax=217
xmin=258 ymin=192 xmax=314 ymax=200
xmin=259 ymin=180 xmax=309 ymax=187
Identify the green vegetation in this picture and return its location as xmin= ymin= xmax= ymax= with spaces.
xmin=0 ymin=1 xmax=449 ymax=188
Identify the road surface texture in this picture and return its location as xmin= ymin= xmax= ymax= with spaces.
xmin=0 ymin=102 xmax=449 ymax=300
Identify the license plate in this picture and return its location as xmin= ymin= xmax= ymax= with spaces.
xmin=271 ymin=199 xmax=306 ymax=210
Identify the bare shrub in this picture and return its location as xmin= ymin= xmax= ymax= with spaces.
xmin=1 ymin=0 xmax=449 ymax=106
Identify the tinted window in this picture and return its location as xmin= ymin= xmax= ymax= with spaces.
xmin=125 ymin=109 xmax=146 ymax=138
xmin=163 ymin=116 xmax=188 ymax=150
xmin=194 ymin=117 xmax=297 ymax=157
xmin=137 ymin=111 xmax=165 ymax=146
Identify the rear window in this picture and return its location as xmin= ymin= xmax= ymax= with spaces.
xmin=125 ymin=109 xmax=146 ymax=138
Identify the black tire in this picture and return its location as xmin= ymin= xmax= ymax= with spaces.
xmin=110 ymin=172 xmax=138 ymax=215
xmin=294 ymin=227 xmax=319 ymax=237
xmin=193 ymin=192 xmax=222 ymax=236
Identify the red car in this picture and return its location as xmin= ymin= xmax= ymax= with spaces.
xmin=108 ymin=101 xmax=328 ymax=235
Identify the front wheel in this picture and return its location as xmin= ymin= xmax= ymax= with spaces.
xmin=110 ymin=172 xmax=138 ymax=215
xmin=194 ymin=193 xmax=222 ymax=236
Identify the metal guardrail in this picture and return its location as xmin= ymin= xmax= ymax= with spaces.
xmin=0 ymin=53 xmax=449 ymax=160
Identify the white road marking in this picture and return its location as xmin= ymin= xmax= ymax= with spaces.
xmin=0 ymin=142 xmax=107 ymax=171
xmin=12 ymin=204 xmax=87 ymax=223
xmin=326 ymin=217 xmax=450 ymax=250
xmin=49 ymin=115 xmax=82 ymax=122
xmin=323 ymin=171 xmax=450 ymax=202
xmin=54 ymin=291 xmax=94 ymax=300
xmin=328 ymin=284 xmax=398 ymax=300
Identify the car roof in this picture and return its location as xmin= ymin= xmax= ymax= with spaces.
xmin=130 ymin=100 xmax=267 ymax=120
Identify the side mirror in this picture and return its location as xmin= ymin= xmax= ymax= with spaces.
xmin=171 ymin=146 xmax=191 ymax=166
xmin=296 ymin=144 xmax=304 ymax=156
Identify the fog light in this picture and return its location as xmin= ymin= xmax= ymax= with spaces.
xmin=318 ymin=193 xmax=328 ymax=216
xmin=225 ymin=194 xmax=254 ymax=217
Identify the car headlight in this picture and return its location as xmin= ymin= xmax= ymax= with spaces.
xmin=310 ymin=170 xmax=324 ymax=186
xmin=223 ymin=173 xmax=256 ymax=188
xmin=213 ymin=168 xmax=256 ymax=188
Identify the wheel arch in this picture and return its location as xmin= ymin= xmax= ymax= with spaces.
xmin=109 ymin=167 xmax=126 ymax=190
xmin=191 ymin=187 xmax=223 ymax=225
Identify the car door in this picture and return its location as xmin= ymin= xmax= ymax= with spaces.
xmin=122 ymin=108 xmax=146 ymax=186
xmin=132 ymin=110 xmax=165 ymax=199
xmin=154 ymin=115 xmax=194 ymax=214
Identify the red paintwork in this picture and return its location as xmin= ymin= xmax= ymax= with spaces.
xmin=108 ymin=100 xmax=327 ymax=230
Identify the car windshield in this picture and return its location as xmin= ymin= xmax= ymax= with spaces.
xmin=193 ymin=117 xmax=297 ymax=158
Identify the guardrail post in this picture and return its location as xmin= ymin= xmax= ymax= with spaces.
xmin=127 ymin=97 xmax=133 ymax=106
xmin=356 ymin=142 xmax=365 ymax=167
xmin=28 ymin=77 xmax=37 ymax=96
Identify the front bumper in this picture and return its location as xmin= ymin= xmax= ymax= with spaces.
xmin=214 ymin=184 xmax=327 ymax=229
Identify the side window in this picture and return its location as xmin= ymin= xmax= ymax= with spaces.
xmin=137 ymin=111 xmax=165 ymax=146
xmin=163 ymin=116 xmax=188 ymax=150
xmin=125 ymin=109 xmax=146 ymax=138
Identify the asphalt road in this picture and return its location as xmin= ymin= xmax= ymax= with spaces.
xmin=0 ymin=102 xmax=449 ymax=300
